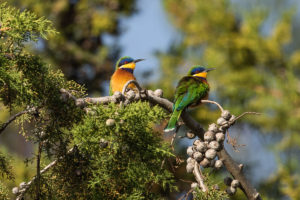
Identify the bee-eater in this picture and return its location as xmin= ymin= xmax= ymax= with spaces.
xmin=164 ymin=66 xmax=214 ymax=132
xmin=109 ymin=56 xmax=144 ymax=95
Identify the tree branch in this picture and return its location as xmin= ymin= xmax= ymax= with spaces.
xmin=217 ymin=150 xmax=261 ymax=200
xmin=0 ymin=106 xmax=37 ymax=135
xmin=59 ymin=87 xmax=261 ymax=200
xmin=234 ymin=112 xmax=261 ymax=122
xmin=201 ymin=99 xmax=224 ymax=113
xmin=178 ymin=188 xmax=193 ymax=200
xmin=60 ymin=88 xmax=123 ymax=108
xmin=193 ymin=162 xmax=208 ymax=192
xmin=36 ymin=142 xmax=42 ymax=200
xmin=15 ymin=147 xmax=75 ymax=200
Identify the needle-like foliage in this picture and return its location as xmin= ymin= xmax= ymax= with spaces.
xmin=0 ymin=3 xmax=176 ymax=199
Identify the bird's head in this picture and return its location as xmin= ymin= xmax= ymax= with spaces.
xmin=115 ymin=56 xmax=144 ymax=72
xmin=188 ymin=66 xmax=215 ymax=79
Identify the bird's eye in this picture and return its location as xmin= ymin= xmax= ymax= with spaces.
xmin=124 ymin=61 xmax=128 ymax=64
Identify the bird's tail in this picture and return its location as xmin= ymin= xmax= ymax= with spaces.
xmin=164 ymin=109 xmax=182 ymax=133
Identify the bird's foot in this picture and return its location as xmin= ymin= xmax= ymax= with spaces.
xmin=140 ymin=89 xmax=148 ymax=99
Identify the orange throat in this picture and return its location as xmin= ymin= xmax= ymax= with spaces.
xmin=111 ymin=69 xmax=137 ymax=93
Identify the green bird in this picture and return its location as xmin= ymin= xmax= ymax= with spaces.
xmin=164 ymin=66 xmax=214 ymax=132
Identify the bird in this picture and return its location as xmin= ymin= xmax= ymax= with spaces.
xmin=164 ymin=66 xmax=214 ymax=132
xmin=109 ymin=56 xmax=144 ymax=95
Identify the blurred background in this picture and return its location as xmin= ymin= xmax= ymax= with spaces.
xmin=1 ymin=0 xmax=300 ymax=199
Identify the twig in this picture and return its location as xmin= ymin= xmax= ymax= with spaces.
xmin=226 ymin=130 xmax=246 ymax=152
xmin=178 ymin=189 xmax=193 ymax=200
xmin=16 ymin=147 xmax=75 ymax=200
xmin=179 ymin=179 xmax=193 ymax=183
xmin=170 ymin=132 xmax=177 ymax=151
xmin=0 ymin=106 xmax=37 ymax=134
xmin=168 ymin=158 xmax=176 ymax=173
xmin=36 ymin=142 xmax=42 ymax=200
xmin=226 ymin=112 xmax=261 ymax=151
xmin=201 ymin=99 xmax=224 ymax=113
xmin=233 ymin=111 xmax=261 ymax=122
xmin=193 ymin=162 xmax=208 ymax=192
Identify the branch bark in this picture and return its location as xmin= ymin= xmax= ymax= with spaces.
xmin=60 ymin=88 xmax=123 ymax=108
xmin=0 ymin=106 xmax=37 ymax=134
xmin=193 ymin=162 xmax=208 ymax=192
xmin=218 ymin=149 xmax=261 ymax=200
xmin=36 ymin=142 xmax=42 ymax=200
xmin=201 ymin=99 xmax=224 ymax=113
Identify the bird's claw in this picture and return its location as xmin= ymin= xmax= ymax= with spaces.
xmin=139 ymin=89 xmax=148 ymax=99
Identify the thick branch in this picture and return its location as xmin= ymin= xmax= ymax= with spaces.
xmin=60 ymin=88 xmax=123 ymax=108
xmin=217 ymin=150 xmax=261 ymax=200
xmin=146 ymin=94 xmax=206 ymax=136
xmin=0 ymin=107 xmax=37 ymax=134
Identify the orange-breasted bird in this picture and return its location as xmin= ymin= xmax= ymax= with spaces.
xmin=109 ymin=56 xmax=144 ymax=95
xmin=164 ymin=66 xmax=214 ymax=132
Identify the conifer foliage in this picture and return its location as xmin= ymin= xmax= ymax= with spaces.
xmin=0 ymin=3 xmax=175 ymax=199
xmin=70 ymin=102 xmax=175 ymax=199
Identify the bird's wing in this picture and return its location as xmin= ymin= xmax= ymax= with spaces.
xmin=174 ymin=76 xmax=208 ymax=111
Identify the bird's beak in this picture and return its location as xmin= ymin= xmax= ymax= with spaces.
xmin=205 ymin=68 xmax=215 ymax=72
xmin=134 ymin=59 xmax=145 ymax=63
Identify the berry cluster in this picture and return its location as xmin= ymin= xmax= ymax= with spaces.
xmin=185 ymin=110 xmax=240 ymax=196
xmin=186 ymin=110 xmax=235 ymax=173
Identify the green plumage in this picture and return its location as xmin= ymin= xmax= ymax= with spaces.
xmin=165 ymin=71 xmax=210 ymax=132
